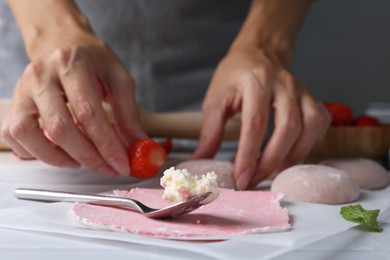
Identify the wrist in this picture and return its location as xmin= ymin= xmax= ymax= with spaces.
xmin=24 ymin=14 xmax=95 ymax=59
xmin=230 ymin=34 xmax=294 ymax=67
xmin=7 ymin=0 xmax=96 ymax=59
xmin=229 ymin=0 xmax=311 ymax=66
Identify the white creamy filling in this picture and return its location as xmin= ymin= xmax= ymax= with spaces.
xmin=160 ymin=167 xmax=219 ymax=204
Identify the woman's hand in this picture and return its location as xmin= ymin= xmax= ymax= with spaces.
xmin=193 ymin=46 xmax=331 ymax=190
xmin=1 ymin=33 xmax=146 ymax=177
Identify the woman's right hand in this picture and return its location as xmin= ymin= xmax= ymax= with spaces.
xmin=1 ymin=32 xmax=146 ymax=177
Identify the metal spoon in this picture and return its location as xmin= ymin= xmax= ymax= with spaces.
xmin=14 ymin=188 xmax=211 ymax=219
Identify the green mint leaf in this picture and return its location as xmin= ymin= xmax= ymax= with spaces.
xmin=340 ymin=204 xmax=383 ymax=232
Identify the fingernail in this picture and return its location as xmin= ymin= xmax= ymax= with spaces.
xmin=236 ymin=169 xmax=253 ymax=191
xmin=62 ymin=160 xmax=80 ymax=168
xmin=98 ymin=165 xmax=118 ymax=177
xmin=109 ymin=157 xmax=130 ymax=176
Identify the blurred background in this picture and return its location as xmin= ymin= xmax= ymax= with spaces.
xmin=292 ymin=0 xmax=390 ymax=114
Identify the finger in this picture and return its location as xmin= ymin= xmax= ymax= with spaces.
xmin=191 ymin=104 xmax=225 ymax=159
xmin=1 ymin=112 xmax=34 ymax=159
xmin=250 ymin=82 xmax=302 ymax=187
xmin=7 ymin=92 xmax=80 ymax=168
xmin=57 ymin=53 xmax=130 ymax=176
xmin=234 ymin=76 xmax=271 ymax=190
xmin=107 ymin=69 xmax=147 ymax=147
xmin=31 ymin=77 xmax=119 ymax=177
xmin=283 ymin=94 xmax=328 ymax=167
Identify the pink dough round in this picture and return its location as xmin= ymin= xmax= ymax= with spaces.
xmin=176 ymin=159 xmax=235 ymax=189
xmin=271 ymin=165 xmax=360 ymax=204
xmin=71 ymin=188 xmax=290 ymax=239
xmin=320 ymin=158 xmax=390 ymax=190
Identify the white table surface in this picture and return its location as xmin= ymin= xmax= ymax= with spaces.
xmin=0 ymin=151 xmax=389 ymax=260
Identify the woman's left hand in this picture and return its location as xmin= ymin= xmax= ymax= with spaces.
xmin=192 ymin=46 xmax=331 ymax=190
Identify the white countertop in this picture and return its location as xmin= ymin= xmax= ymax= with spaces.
xmin=0 ymin=151 xmax=389 ymax=260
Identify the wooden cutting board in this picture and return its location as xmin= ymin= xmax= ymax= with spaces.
xmin=309 ymin=124 xmax=390 ymax=160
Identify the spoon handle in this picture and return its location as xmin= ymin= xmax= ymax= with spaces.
xmin=14 ymin=188 xmax=145 ymax=213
